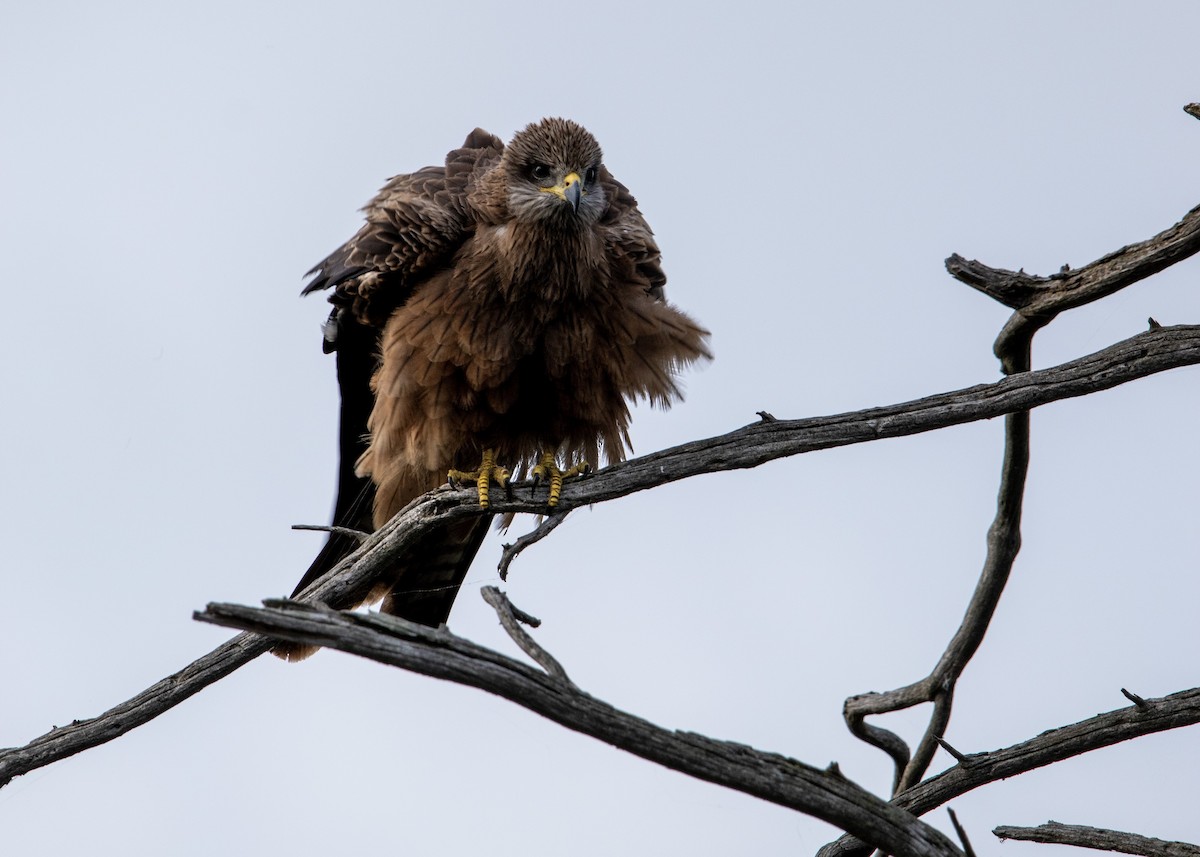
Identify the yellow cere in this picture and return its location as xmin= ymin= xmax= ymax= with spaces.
xmin=539 ymin=171 xmax=583 ymax=200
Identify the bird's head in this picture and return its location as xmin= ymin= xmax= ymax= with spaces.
xmin=503 ymin=118 xmax=607 ymax=226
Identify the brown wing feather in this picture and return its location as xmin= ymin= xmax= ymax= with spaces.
xmin=303 ymin=130 xmax=504 ymax=325
xmin=275 ymin=130 xmax=504 ymax=662
xmin=597 ymin=167 xmax=668 ymax=300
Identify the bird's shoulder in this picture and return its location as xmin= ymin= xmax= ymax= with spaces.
xmin=304 ymin=129 xmax=505 ymax=326
xmin=595 ymin=167 xmax=668 ymax=300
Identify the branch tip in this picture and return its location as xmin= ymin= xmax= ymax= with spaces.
xmin=291 ymin=523 xmax=371 ymax=542
xmin=1121 ymin=687 xmax=1150 ymax=709
xmin=993 ymin=821 xmax=1200 ymax=856
xmin=497 ymin=513 xmax=569 ymax=581
xmin=481 ymin=587 xmax=570 ymax=683
xmin=948 ymin=808 xmax=978 ymax=857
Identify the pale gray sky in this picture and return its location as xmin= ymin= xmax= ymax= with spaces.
xmin=3 ymin=2 xmax=1199 ymax=854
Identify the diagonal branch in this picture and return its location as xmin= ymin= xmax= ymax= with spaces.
xmin=194 ymin=598 xmax=963 ymax=857
xmin=820 ymin=687 xmax=1200 ymax=857
xmin=3 ymin=325 xmax=1199 ymax=791
xmin=0 ymin=631 xmax=274 ymax=790
xmin=994 ymin=822 xmax=1200 ymax=857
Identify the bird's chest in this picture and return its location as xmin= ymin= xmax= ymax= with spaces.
xmin=456 ymin=228 xmax=615 ymax=369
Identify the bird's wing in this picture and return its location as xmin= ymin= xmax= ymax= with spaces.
xmin=303 ymin=128 xmax=505 ymax=325
xmin=597 ymin=168 xmax=668 ymax=302
xmin=283 ymin=131 xmax=504 ymax=641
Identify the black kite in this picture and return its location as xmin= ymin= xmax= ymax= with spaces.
xmin=277 ymin=118 xmax=710 ymax=660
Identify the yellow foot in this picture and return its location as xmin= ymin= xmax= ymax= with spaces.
xmin=530 ymin=451 xmax=591 ymax=508
xmin=448 ymin=448 xmax=511 ymax=509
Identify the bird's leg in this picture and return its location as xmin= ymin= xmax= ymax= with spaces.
xmin=448 ymin=448 xmax=511 ymax=509
xmin=530 ymin=451 xmax=591 ymax=508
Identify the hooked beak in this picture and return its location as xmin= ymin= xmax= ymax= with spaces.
xmin=542 ymin=171 xmax=584 ymax=213
xmin=561 ymin=171 xmax=583 ymax=213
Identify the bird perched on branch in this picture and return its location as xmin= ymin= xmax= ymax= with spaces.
xmin=276 ymin=118 xmax=710 ymax=660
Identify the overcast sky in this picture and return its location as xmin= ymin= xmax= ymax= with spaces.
xmin=4 ymin=2 xmax=1200 ymax=854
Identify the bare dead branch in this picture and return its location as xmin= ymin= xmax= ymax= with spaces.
xmin=846 ymin=195 xmax=1200 ymax=796
xmin=194 ymin=599 xmax=963 ymax=857
xmin=498 ymin=512 xmax=569 ymax=581
xmin=291 ymin=523 xmax=372 ymax=542
xmin=1121 ymin=688 xmax=1150 ymax=709
xmin=847 ymin=402 xmax=1030 ymax=794
xmin=948 ymin=808 xmax=978 ymax=857
xmin=480 ymin=587 xmax=572 ymax=684
xmin=0 ymin=631 xmax=274 ymax=790
xmin=548 ymin=325 xmax=1200 ymax=510
xmin=3 ymin=327 xmax=1200 ymax=792
xmin=942 ymin=257 xmax=1051 ymax=310
xmin=994 ymin=821 xmax=1200 ymax=857
xmin=820 ymin=687 xmax=1200 ymax=857
xmin=907 ymin=691 xmax=956 ymax=783
xmin=933 ymin=736 xmax=971 ymax=767
xmin=948 ymin=197 xmax=1200 ymax=371
xmin=947 ymin=201 xmax=1200 ymax=326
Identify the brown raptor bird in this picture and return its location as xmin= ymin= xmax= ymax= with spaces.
xmin=277 ymin=118 xmax=710 ymax=660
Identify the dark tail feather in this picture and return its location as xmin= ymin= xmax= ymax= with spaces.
xmin=276 ymin=307 xmax=492 ymax=662
xmin=380 ymin=516 xmax=491 ymax=625
xmin=274 ymin=512 xmax=491 ymax=662
xmin=274 ymin=310 xmax=379 ymax=662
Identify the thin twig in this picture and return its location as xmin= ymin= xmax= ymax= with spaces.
xmin=948 ymin=809 xmax=977 ymax=857
xmin=498 ymin=513 xmax=569 ymax=581
xmin=503 ymin=599 xmax=542 ymax=628
xmin=195 ymin=599 xmax=964 ymax=857
xmin=1121 ymin=688 xmax=1150 ymax=709
xmin=933 ymin=737 xmax=972 ymax=767
xmin=480 ymin=587 xmax=572 ymax=684
xmin=994 ymin=821 xmax=1200 ymax=857
xmin=291 ymin=523 xmax=372 ymax=542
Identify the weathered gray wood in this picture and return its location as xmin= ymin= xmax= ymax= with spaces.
xmin=820 ymin=687 xmax=1200 ymax=857
xmin=946 ymin=201 xmax=1200 ymax=370
xmin=947 ymin=203 xmax=1200 ymax=317
xmin=2 ymin=325 xmax=1198 ymax=793
xmin=0 ymin=632 xmax=274 ymax=788
xmin=195 ymin=599 xmax=964 ymax=857
xmin=994 ymin=821 xmax=1200 ymax=857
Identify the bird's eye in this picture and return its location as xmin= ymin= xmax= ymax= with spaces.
xmin=530 ymin=164 xmax=552 ymax=181
xmin=585 ymin=166 xmax=598 ymax=184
